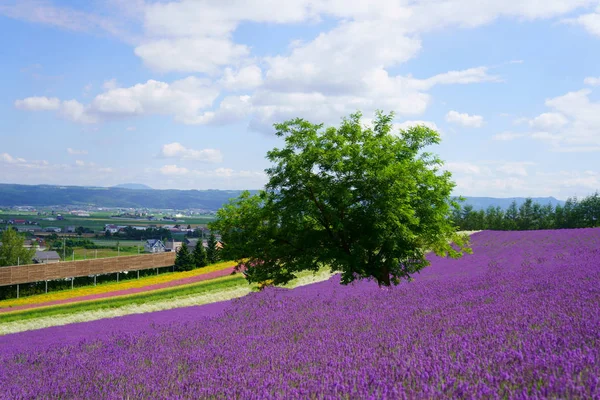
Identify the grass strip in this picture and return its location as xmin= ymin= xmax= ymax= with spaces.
xmin=0 ymin=261 xmax=236 ymax=309
xmin=0 ymin=274 xmax=245 ymax=324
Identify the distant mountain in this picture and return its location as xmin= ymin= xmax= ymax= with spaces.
xmin=0 ymin=184 xmax=566 ymax=211
xmin=0 ymin=184 xmax=254 ymax=210
xmin=113 ymin=183 xmax=153 ymax=190
xmin=458 ymin=196 xmax=565 ymax=211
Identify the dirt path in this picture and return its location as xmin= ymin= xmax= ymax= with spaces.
xmin=0 ymin=267 xmax=237 ymax=314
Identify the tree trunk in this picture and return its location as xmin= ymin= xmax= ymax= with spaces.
xmin=378 ymin=264 xmax=391 ymax=287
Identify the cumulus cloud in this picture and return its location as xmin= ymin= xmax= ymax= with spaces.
xmin=16 ymin=77 xmax=219 ymax=125
xmin=11 ymin=0 xmax=599 ymax=133
xmin=135 ymin=38 xmax=250 ymax=74
xmin=15 ymin=96 xmax=60 ymax=111
xmin=527 ymin=89 xmax=600 ymax=150
xmin=220 ymin=65 xmax=263 ymax=91
xmin=584 ymin=77 xmax=600 ymax=86
xmin=528 ymin=112 xmax=569 ymax=131
xmin=445 ymin=111 xmax=484 ymax=128
xmin=160 ymin=143 xmax=223 ymax=163
xmin=566 ymin=6 xmax=600 ymax=37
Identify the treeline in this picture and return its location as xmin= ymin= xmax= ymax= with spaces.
xmin=108 ymin=227 xmax=173 ymax=240
xmin=452 ymin=193 xmax=600 ymax=231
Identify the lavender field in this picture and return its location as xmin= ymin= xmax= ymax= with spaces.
xmin=1 ymin=229 xmax=599 ymax=399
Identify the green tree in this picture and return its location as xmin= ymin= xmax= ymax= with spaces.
xmin=174 ymin=242 xmax=193 ymax=272
xmin=0 ymin=229 xmax=35 ymax=266
xmin=210 ymin=111 xmax=471 ymax=287
xmin=192 ymin=241 xmax=208 ymax=269
xmin=206 ymin=233 xmax=220 ymax=264
xmin=504 ymin=201 xmax=518 ymax=230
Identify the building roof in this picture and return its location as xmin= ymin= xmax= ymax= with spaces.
xmin=146 ymin=239 xmax=164 ymax=246
xmin=34 ymin=251 xmax=61 ymax=261
xmin=185 ymin=238 xmax=199 ymax=248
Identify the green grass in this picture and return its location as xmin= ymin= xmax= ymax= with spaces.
xmin=65 ymin=247 xmax=140 ymax=261
xmin=0 ymin=274 xmax=245 ymax=323
xmin=89 ymin=239 xmax=146 ymax=247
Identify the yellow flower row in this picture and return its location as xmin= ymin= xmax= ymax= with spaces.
xmin=0 ymin=261 xmax=237 ymax=309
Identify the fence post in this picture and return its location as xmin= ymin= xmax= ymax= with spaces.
xmin=117 ymin=272 xmax=119 ymax=282
xmin=45 ymin=281 xmax=48 ymax=294
xmin=71 ymin=277 xmax=74 ymax=289
xmin=94 ymin=275 xmax=97 ymax=286
xmin=16 ymin=284 xmax=19 ymax=299
xmin=137 ymin=270 xmax=140 ymax=279
xmin=156 ymin=268 xmax=158 ymax=276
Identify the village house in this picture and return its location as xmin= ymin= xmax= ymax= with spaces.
xmin=15 ymin=225 xmax=42 ymax=233
xmin=165 ymin=240 xmax=183 ymax=252
xmin=33 ymin=250 xmax=61 ymax=264
xmin=144 ymin=239 xmax=166 ymax=253
xmin=104 ymin=224 xmax=119 ymax=234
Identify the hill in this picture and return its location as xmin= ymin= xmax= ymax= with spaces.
xmin=0 ymin=184 xmax=565 ymax=211
xmin=112 ymin=183 xmax=153 ymax=190
xmin=0 ymin=184 xmax=253 ymax=210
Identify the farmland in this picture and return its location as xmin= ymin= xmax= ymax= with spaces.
xmin=0 ymin=210 xmax=215 ymax=233
xmin=0 ymin=228 xmax=598 ymax=398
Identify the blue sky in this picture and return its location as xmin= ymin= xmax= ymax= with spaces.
xmin=1 ymin=0 xmax=600 ymax=199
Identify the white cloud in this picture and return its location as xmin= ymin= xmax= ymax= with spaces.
xmin=75 ymin=160 xmax=86 ymax=167
xmin=134 ymin=38 xmax=249 ymax=74
xmin=446 ymin=162 xmax=486 ymax=175
xmin=67 ymin=148 xmax=88 ymax=155
xmin=15 ymin=96 xmax=60 ymax=111
xmin=568 ymin=7 xmax=600 ymax=37
xmin=528 ymin=112 xmax=569 ymax=131
xmin=445 ymin=111 xmax=484 ymax=128
xmin=60 ymin=100 xmax=98 ymax=123
xmin=527 ymin=89 xmax=600 ymax=150
xmin=584 ymin=76 xmax=600 ymax=86
xmin=220 ymin=65 xmax=263 ymax=91
xmin=160 ymin=143 xmax=223 ymax=163
xmin=103 ymin=78 xmax=119 ymax=90
xmin=126 ymin=126 xmax=136 ymax=131
xmin=159 ymin=165 xmax=190 ymax=176
xmin=16 ymin=77 xmax=219 ymax=125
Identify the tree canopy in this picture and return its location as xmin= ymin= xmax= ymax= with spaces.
xmin=210 ymin=111 xmax=471 ymax=286
xmin=0 ymin=229 xmax=35 ymax=267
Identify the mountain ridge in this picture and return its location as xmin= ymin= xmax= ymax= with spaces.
xmin=0 ymin=183 xmax=565 ymax=211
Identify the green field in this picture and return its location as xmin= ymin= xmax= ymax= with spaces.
xmin=65 ymin=247 xmax=140 ymax=261
xmin=0 ymin=211 xmax=215 ymax=233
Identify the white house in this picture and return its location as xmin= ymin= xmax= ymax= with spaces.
xmin=144 ymin=239 xmax=166 ymax=253
xmin=105 ymin=224 xmax=119 ymax=234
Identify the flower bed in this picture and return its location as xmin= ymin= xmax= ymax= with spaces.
xmin=1 ymin=229 xmax=599 ymax=398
